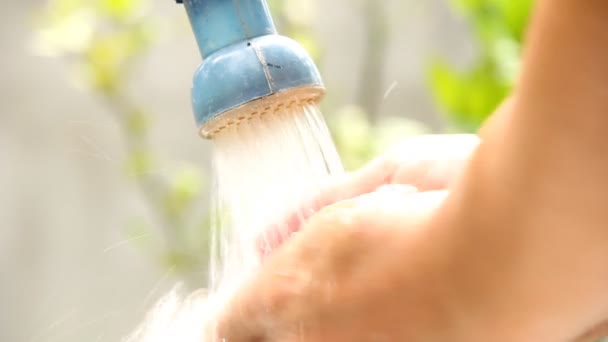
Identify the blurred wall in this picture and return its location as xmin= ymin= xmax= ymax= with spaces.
xmin=0 ymin=0 xmax=472 ymax=341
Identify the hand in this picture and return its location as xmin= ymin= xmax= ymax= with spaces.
xmin=213 ymin=134 xmax=481 ymax=341
xmin=258 ymin=134 xmax=479 ymax=256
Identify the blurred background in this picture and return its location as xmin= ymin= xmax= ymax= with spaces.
xmin=1 ymin=0 xmax=530 ymax=341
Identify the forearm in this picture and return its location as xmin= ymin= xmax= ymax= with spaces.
xmin=438 ymin=0 xmax=608 ymax=339
xmin=510 ymin=0 xmax=608 ymax=202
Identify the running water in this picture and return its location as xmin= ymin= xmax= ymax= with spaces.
xmin=208 ymin=102 xmax=344 ymax=301
xmin=126 ymin=102 xmax=343 ymax=342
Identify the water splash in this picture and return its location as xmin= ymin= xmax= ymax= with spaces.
xmin=209 ymin=103 xmax=344 ymax=298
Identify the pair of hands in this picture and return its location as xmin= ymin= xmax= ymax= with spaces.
xmin=212 ymin=134 xmax=479 ymax=341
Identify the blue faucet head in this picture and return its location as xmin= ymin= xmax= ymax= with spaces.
xmin=192 ymin=34 xmax=325 ymax=138
xmin=178 ymin=0 xmax=325 ymax=138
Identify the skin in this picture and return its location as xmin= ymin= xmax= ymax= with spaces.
xmin=257 ymin=134 xmax=479 ymax=256
xmin=213 ymin=0 xmax=608 ymax=340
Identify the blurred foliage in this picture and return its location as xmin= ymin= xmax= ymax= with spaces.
xmin=429 ymin=0 xmax=533 ymax=131
xmin=33 ymin=0 xmax=209 ymax=285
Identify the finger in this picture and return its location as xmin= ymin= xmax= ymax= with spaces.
xmin=308 ymin=134 xmax=478 ymax=215
xmin=324 ymin=134 xmax=479 ymax=202
xmin=257 ymin=134 xmax=478 ymax=255
xmin=257 ymin=185 xmax=419 ymax=257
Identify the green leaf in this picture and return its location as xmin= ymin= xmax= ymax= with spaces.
xmin=428 ymin=0 xmax=531 ymax=131
xmin=125 ymin=110 xmax=149 ymax=139
xmin=163 ymin=166 xmax=204 ymax=219
xmin=172 ymin=167 xmax=203 ymax=203
xmin=502 ymin=0 xmax=533 ymax=39
xmin=98 ymin=0 xmax=144 ymax=21
xmin=126 ymin=150 xmax=154 ymax=177
xmin=429 ymin=59 xmax=467 ymax=118
xmin=429 ymin=57 xmax=509 ymax=131
xmin=81 ymin=23 xmax=154 ymax=92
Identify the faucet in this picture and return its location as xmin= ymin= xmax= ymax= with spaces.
xmin=175 ymin=0 xmax=325 ymax=138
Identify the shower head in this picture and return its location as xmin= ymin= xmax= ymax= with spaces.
xmin=175 ymin=0 xmax=325 ymax=138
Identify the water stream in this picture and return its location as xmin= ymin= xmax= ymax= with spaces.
xmin=208 ymin=103 xmax=344 ymax=301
